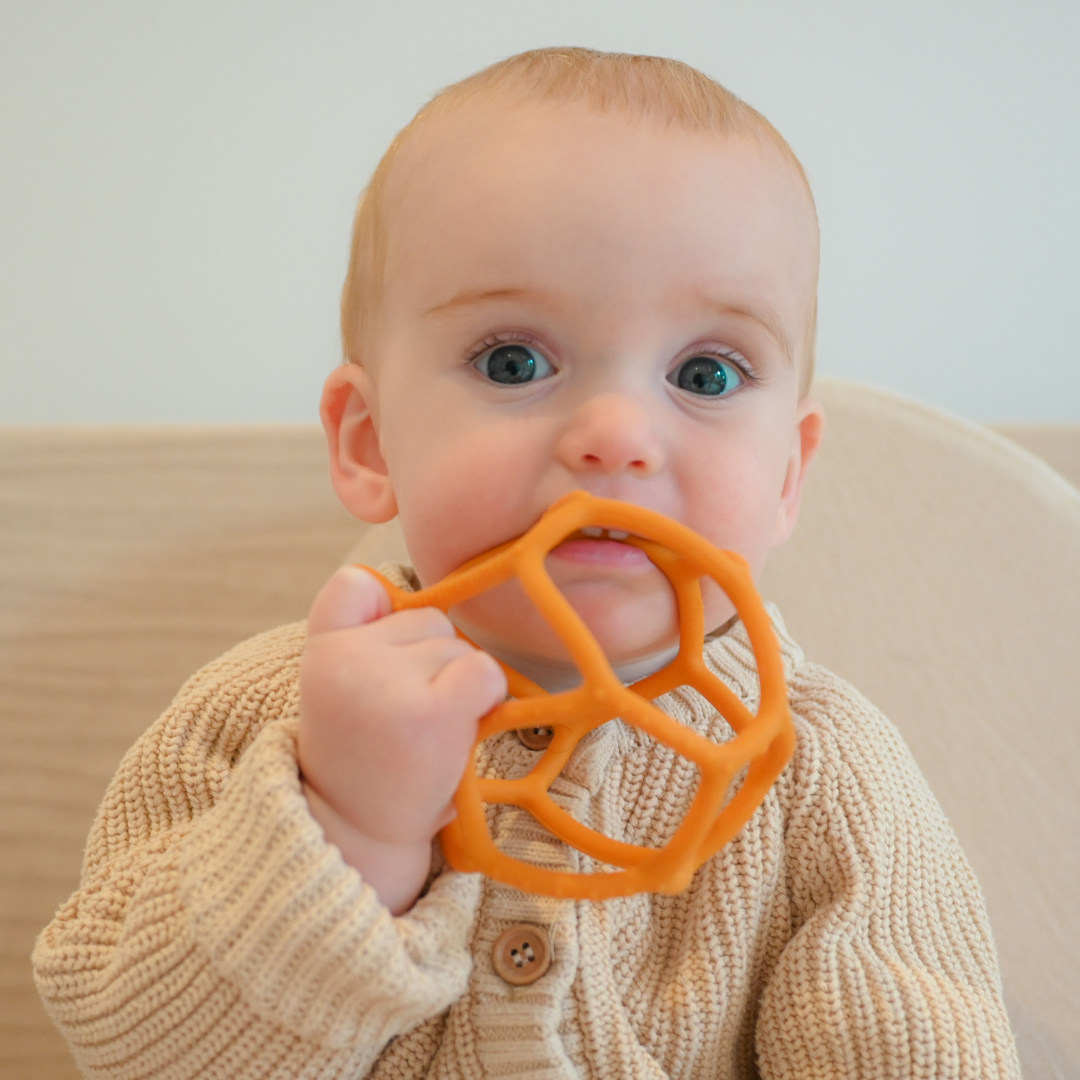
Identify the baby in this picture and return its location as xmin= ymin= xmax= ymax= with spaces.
xmin=35 ymin=49 xmax=1019 ymax=1079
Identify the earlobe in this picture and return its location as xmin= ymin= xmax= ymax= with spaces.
xmin=320 ymin=364 xmax=398 ymax=523
xmin=771 ymin=396 xmax=825 ymax=548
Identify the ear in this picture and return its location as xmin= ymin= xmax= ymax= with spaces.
xmin=320 ymin=364 xmax=398 ymax=523
xmin=771 ymin=396 xmax=825 ymax=548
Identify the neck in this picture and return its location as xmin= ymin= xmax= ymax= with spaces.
xmin=474 ymin=640 xmax=682 ymax=694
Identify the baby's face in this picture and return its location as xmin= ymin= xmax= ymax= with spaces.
xmin=333 ymin=98 xmax=821 ymax=687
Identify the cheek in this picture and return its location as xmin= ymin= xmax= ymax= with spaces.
xmin=392 ymin=456 xmax=493 ymax=584
xmin=376 ymin=412 xmax=465 ymax=582
xmin=690 ymin=459 xmax=787 ymax=632
xmin=683 ymin=437 xmax=791 ymax=574
xmin=382 ymin=413 xmax=551 ymax=585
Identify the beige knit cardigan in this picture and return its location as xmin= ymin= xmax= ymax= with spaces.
xmin=34 ymin=585 xmax=1019 ymax=1079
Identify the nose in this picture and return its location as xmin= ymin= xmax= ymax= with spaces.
xmin=555 ymin=393 xmax=665 ymax=478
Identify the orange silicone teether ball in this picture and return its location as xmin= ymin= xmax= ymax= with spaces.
xmin=363 ymin=490 xmax=794 ymax=900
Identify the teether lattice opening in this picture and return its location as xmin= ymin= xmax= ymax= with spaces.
xmin=364 ymin=490 xmax=794 ymax=900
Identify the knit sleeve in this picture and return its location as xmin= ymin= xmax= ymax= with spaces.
xmin=755 ymin=665 xmax=1020 ymax=1080
xmin=32 ymin=623 xmax=480 ymax=1080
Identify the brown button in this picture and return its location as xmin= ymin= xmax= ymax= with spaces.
xmin=492 ymin=924 xmax=552 ymax=986
xmin=516 ymin=726 xmax=554 ymax=750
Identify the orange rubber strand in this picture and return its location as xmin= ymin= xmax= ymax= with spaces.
xmin=362 ymin=490 xmax=794 ymax=900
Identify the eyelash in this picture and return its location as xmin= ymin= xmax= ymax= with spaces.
xmin=462 ymin=332 xmax=548 ymax=366
xmin=678 ymin=347 xmax=758 ymax=385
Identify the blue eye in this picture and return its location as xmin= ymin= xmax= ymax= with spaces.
xmin=475 ymin=343 xmax=554 ymax=385
xmin=670 ymin=355 xmax=743 ymax=397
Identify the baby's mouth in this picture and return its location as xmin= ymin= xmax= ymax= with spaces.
xmin=552 ymin=527 xmax=652 ymax=568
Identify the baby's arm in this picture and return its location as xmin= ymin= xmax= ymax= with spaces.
xmin=32 ymin=570 xmax=501 ymax=1079
xmin=298 ymin=566 xmax=506 ymax=913
xmin=755 ymin=669 xmax=1019 ymax=1079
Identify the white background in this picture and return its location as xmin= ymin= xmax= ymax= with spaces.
xmin=2 ymin=0 xmax=1077 ymax=424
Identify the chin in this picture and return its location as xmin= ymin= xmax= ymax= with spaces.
xmin=452 ymin=586 xmax=675 ymax=674
xmin=573 ymin=612 xmax=677 ymax=664
xmin=559 ymin=583 xmax=677 ymax=647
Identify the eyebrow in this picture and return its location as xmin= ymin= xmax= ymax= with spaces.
xmin=425 ymin=285 xmax=797 ymax=361
xmin=425 ymin=286 xmax=564 ymax=317
xmin=694 ymin=295 xmax=795 ymax=364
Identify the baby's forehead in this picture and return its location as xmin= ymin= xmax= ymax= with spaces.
xmin=384 ymin=95 xmax=815 ymax=237
xmin=375 ymin=103 xmax=819 ymax=350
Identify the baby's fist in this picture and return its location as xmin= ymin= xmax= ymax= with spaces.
xmin=298 ymin=566 xmax=506 ymax=912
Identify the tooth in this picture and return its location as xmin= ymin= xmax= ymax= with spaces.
xmin=608 ymin=530 xmax=629 ymax=540
xmin=581 ymin=526 xmax=603 ymax=537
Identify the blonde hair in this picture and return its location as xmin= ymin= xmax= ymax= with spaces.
xmin=341 ymin=47 xmax=818 ymax=391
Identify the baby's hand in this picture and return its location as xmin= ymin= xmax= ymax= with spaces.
xmin=298 ymin=566 xmax=506 ymax=914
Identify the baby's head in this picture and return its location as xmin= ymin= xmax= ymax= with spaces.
xmin=322 ymin=48 xmax=824 ymax=686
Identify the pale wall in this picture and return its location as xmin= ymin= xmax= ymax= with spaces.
xmin=2 ymin=0 xmax=1077 ymax=423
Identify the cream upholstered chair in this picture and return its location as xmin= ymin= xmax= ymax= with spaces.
xmin=761 ymin=382 xmax=1080 ymax=1079
xmin=2 ymin=381 xmax=1078 ymax=1080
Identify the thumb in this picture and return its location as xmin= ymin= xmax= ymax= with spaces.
xmin=307 ymin=565 xmax=392 ymax=635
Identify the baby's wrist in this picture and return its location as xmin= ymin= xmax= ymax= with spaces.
xmin=302 ymin=781 xmax=433 ymax=915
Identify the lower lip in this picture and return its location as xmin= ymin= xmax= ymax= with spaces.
xmin=551 ymin=538 xmax=653 ymax=568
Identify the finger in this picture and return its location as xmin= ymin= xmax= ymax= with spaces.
xmin=366 ymin=605 xmax=459 ymax=646
xmin=430 ymin=649 xmax=508 ymax=723
xmin=399 ymin=634 xmax=480 ymax=680
xmin=307 ymin=565 xmax=392 ymax=635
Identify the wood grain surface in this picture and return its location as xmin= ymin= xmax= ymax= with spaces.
xmin=0 ymin=426 xmax=361 ymax=1080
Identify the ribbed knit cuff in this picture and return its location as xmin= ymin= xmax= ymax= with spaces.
xmin=177 ymin=712 xmax=481 ymax=1050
